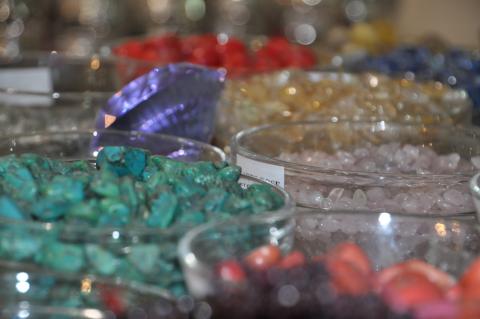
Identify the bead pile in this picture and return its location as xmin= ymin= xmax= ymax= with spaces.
xmin=278 ymin=143 xmax=477 ymax=213
xmin=208 ymin=242 xmax=480 ymax=319
xmin=217 ymin=71 xmax=471 ymax=146
xmin=0 ymin=146 xmax=284 ymax=295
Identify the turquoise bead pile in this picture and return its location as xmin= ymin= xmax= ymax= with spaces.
xmin=0 ymin=146 xmax=284 ymax=295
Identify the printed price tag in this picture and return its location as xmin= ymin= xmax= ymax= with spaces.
xmin=236 ymin=154 xmax=285 ymax=188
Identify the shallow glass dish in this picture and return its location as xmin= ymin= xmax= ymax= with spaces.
xmin=0 ymin=262 xmax=185 ymax=319
xmin=0 ymin=52 xmax=154 ymax=134
xmin=215 ymin=71 xmax=472 ymax=148
xmin=0 ymin=130 xmax=293 ymax=297
xmin=231 ymin=120 xmax=480 ymax=215
xmin=179 ymin=209 xmax=480 ymax=300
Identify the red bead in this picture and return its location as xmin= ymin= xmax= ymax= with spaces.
xmin=244 ymin=244 xmax=281 ymax=271
xmin=279 ymin=251 xmax=306 ymax=269
xmin=328 ymin=242 xmax=372 ymax=277
xmin=217 ymin=260 xmax=246 ymax=283
xmin=381 ymin=271 xmax=444 ymax=312
xmin=326 ymin=258 xmax=371 ymax=296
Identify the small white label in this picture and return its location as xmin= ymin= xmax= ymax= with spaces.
xmin=236 ymin=154 xmax=285 ymax=188
xmin=0 ymin=67 xmax=53 ymax=107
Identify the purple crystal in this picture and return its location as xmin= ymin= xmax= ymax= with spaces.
xmin=95 ymin=63 xmax=226 ymax=142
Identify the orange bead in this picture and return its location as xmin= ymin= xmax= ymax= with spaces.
xmin=381 ymin=271 xmax=444 ymax=313
xmin=326 ymin=258 xmax=371 ymax=296
xmin=328 ymin=242 xmax=372 ymax=276
xmin=217 ymin=260 xmax=246 ymax=283
xmin=244 ymin=244 xmax=282 ymax=271
xmin=279 ymin=251 xmax=306 ymax=269
xmin=403 ymin=259 xmax=455 ymax=292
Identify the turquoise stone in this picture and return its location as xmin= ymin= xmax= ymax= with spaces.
xmin=98 ymin=198 xmax=131 ymax=227
xmin=128 ymin=244 xmax=160 ymax=274
xmin=85 ymin=244 xmax=119 ymax=276
xmin=0 ymin=229 xmax=40 ymax=260
xmin=218 ymin=165 xmax=241 ymax=182
xmin=147 ymin=192 xmax=177 ymax=228
xmin=44 ymin=175 xmax=84 ymax=202
xmin=67 ymin=200 xmax=100 ymax=224
xmin=124 ymin=148 xmax=148 ymax=178
xmin=177 ymin=211 xmax=205 ymax=225
xmin=120 ymin=177 xmax=139 ymax=212
xmin=2 ymin=164 xmax=37 ymax=201
xmin=0 ymin=196 xmax=24 ymax=220
xmin=173 ymin=180 xmax=206 ymax=198
xmin=31 ymin=199 xmax=71 ymax=222
xmin=116 ymin=259 xmax=145 ymax=282
xmin=145 ymin=171 xmax=168 ymax=194
xmin=90 ymin=170 xmax=120 ymax=198
xmin=203 ymin=188 xmax=228 ymax=213
xmin=37 ymin=242 xmax=84 ymax=273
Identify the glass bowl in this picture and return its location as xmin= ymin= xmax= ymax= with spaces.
xmin=0 ymin=262 xmax=185 ymax=319
xmin=179 ymin=209 xmax=480 ymax=304
xmin=215 ymin=71 xmax=472 ymax=148
xmin=0 ymin=130 xmax=294 ymax=297
xmin=231 ymin=120 xmax=480 ymax=215
xmin=0 ymin=52 xmax=155 ymax=134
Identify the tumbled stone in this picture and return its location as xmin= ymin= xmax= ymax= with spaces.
xmin=0 ymin=196 xmax=24 ymax=220
xmin=37 ymin=242 xmax=84 ymax=273
xmin=85 ymin=244 xmax=119 ymax=276
xmin=128 ymin=244 xmax=160 ymax=274
xmin=147 ymin=192 xmax=177 ymax=228
xmin=0 ymin=229 xmax=40 ymax=260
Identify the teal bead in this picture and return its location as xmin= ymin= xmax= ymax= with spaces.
xmin=85 ymin=244 xmax=119 ymax=276
xmin=3 ymin=164 xmax=37 ymax=201
xmin=124 ymin=148 xmax=148 ymax=178
xmin=0 ymin=196 xmax=24 ymax=220
xmin=0 ymin=229 xmax=40 ymax=260
xmin=102 ymin=146 xmax=125 ymax=162
xmin=120 ymin=177 xmax=139 ymax=213
xmin=145 ymin=171 xmax=168 ymax=194
xmin=218 ymin=165 xmax=241 ymax=182
xmin=128 ymin=244 xmax=160 ymax=274
xmin=90 ymin=170 xmax=120 ymax=198
xmin=37 ymin=242 xmax=84 ymax=273
xmin=177 ymin=211 xmax=205 ymax=225
xmin=44 ymin=175 xmax=84 ymax=202
xmin=32 ymin=199 xmax=71 ymax=222
xmin=173 ymin=180 xmax=206 ymax=198
xmin=67 ymin=199 xmax=100 ymax=224
xmin=98 ymin=198 xmax=131 ymax=227
xmin=203 ymin=188 xmax=228 ymax=213
xmin=147 ymin=192 xmax=177 ymax=228
xmin=116 ymin=259 xmax=145 ymax=282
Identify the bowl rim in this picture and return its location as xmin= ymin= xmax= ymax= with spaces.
xmin=0 ymin=129 xmax=294 ymax=236
xmin=0 ymin=50 xmax=157 ymax=98
xmin=178 ymin=207 xmax=478 ymax=273
xmin=231 ymin=119 xmax=480 ymax=180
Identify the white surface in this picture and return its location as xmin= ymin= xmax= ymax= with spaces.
xmin=236 ymin=154 xmax=285 ymax=188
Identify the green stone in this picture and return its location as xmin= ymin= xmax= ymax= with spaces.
xmin=0 ymin=229 xmax=41 ymax=260
xmin=85 ymin=244 xmax=119 ymax=276
xmin=67 ymin=200 xmax=100 ymax=224
xmin=128 ymin=244 xmax=160 ymax=274
xmin=32 ymin=199 xmax=71 ymax=222
xmin=3 ymin=164 xmax=37 ymax=201
xmin=145 ymin=171 xmax=168 ymax=194
xmin=0 ymin=196 xmax=24 ymax=220
xmin=44 ymin=175 xmax=84 ymax=202
xmin=124 ymin=148 xmax=148 ymax=178
xmin=147 ymin=192 xmax=177 ymax=228
xmin=177 ymin=211 xmax=205 ymax=225
xmin=203 ymin=188 xmax=229 ymax=213
xmin=37 ymin=242 xmax=84 ymax=273
xmin=90 ymin=170 xmax=120 ymax=198
xmin=120 ymin=177 xmax=139 ymax=212
xmin=218 ymin=165 xmax=241 ymax=182
xmin=98 ymin=198 xmax=131 ymax=227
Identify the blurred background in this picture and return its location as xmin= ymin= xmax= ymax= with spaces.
xmin=1 ymin=0 xmax=478 ymax=57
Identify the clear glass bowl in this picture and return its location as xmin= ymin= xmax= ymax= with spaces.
xmin=0 ymin=262 xmax=185 ymax=319
xmin=179 ymin=210 xmax=480 ymax=299
xmin=231 ymin=120 xmax=480 ymax=215
xmin=0 ymin=130 xmax=294 ymax=297
xmin=215 ymin=71 xmax=472 ymax=148
xmin=0 ymin=52 xmax=155 ymax=134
